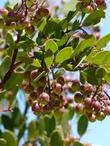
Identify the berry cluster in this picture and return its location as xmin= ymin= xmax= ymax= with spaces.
xmin=0 ymin=1 xmax=49 ymax=32
xmin=72 ymin=81 xmax=110 ymax=122
xmin=77 ymin=0 xmax=106 ymax=13
xmin=22 ymin=69 xmax=66 ymax=115
xmin=22 ymin=68 xmax=110 ymax=121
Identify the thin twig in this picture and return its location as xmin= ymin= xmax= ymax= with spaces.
xmin=104 ymin=91 xmax=110 ymax=99
xmin=79 ymin=27 xmax=89 ymax=35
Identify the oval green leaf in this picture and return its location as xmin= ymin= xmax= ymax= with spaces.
xmin=55 ymin=47 xmax=73 ymax=64
xmin=0 ymin=138 xmax=7 ymax=146
xmin=83 ymin=10 xmax=105 ymax=26
xmin=77 ymin=115 xmax=88 ymax=137
xmin=2 ymin=130 xmax=17 ymax=146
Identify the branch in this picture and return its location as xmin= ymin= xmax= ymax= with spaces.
xmin=104 ymin=91 xmax=110 ymax=99
xmin=79 ymin=27 xmax=89 ymax=35
xmin=0 ymin=106 xmax=13 ymax=112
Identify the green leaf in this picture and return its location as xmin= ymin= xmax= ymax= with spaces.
xmin=74 ymin=35 xmax=95 ymax=56
xmin=87 ymin=51 xmax=110 ymax=73
xmin=104 ymin=73 xmax=110 ymax=83
xmin=38 ymin=137 xmax=48 ymax=146
xmin=96 ymin=68 xmax=106 ymax=78
xmin=2 ymin=130 xmax=17 ymax=146
xmin=56 ymin=34 xmax=68 ymax=47
xmin=11 ymin=107 xmax=22 ymax=127
xmin=77 ymin=115 xmax=88 ymax=137
xmin=83 ymin=10 xmax=105 ymax=26
xmin=38 ymin=116 xmax=45 ymax=134
xmin=95 ymin=34 xmax=110 ymax=50
xmin=50 ymin=129 xmax=64 ymax=146
xmin=26 ymin=0 xmax=33 ymax=8
xmin=68 ymin=106 xmax=75 ymax=120
xmin=18 ymin=124 xmax=26 ymax=140
xmin=44 ymin=50 xmax=54 ymax=69
xmin=1 ymin=115 xmax=13 ymax=130
xmin=6 ymin=32 xmax=14 ymax=46
xmin=45 ymin=39 xmax=58 ymax=54
xmin=55 ymin=47 xmax=73 ymax=64
xmin=74 ymin=141 xmax=84 ymax=146
xmin=31 ymin=59 xmax=41 ymax=68
xmin=44 ymin=114 xmax=56 ymax=136
xmin=84 ymin=67 xmax=100 ymax=85
xmin=17 ymin=37 xmax=34 ymax=51
xmin=67 ymin=11 xmax=77 ymax=22
xmin=61 ymin=109 xmax=70 ymax=136
xmin=5 ymin=72 xmax=23 ymax=90
xmin=80 ymin=71 xmax=86 ymax=84
xmin=72 ymin=20 xmax=80 ymax=32
xmin=44 ymin=18 xmax=62 ymax=37
xmin=0 ymin=56 xmax=11 ymax=79
xmin=28 ymin=121 xmax=37 ymax=140
xmin=0 ymin=138 xmax=7 ymax=146
xmin=44 ymin=39 xmax=58 ymax=68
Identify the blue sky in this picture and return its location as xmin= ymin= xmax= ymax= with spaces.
xmin=0 ymin=0 xmax=110 ymax=146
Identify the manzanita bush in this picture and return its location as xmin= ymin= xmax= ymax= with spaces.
xmin=0 ymin=0 xmax=110 ymax=145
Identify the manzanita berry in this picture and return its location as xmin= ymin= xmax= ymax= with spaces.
xmin=0 ymin=8 xmax=8 ymax=16
xmin=95 ymin=0 xmax=105 ymax=5
xmin=32 ymin=102 xmax=41 ymax=114
xmin=71 ymin=79 xmax=80 ymax=92
xmin=74 ymin=92 xmax=84 ymax=103
xmin=104 ymin=106 xmax=110 ymax=115
xmin=39 ymin=92 xmax=50 ymax=104
xmin=83 ymin=83 xmax=94 ymax=95
xmin=84 ymin=97 xmax=92 ymax=106
xmin=92 ymin=101 xmax=101 ymax=112
xmin=52 ymin=83 xmax=62 ymax=94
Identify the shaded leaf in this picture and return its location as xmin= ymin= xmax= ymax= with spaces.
xmin=1 ymin=115 xmax=13 ymax=130
xmin=44 ymin=49 xmax=54 ymax=69
xmin=72 ymin=20 xmax=80 ymax=31
xmin=50 ymin=129 xmax=64 ymax=146
xmin=44 ymin=114 xmax=56 ymax=136
xmin=28 ymin=121 xmax=37 ymax=140
xmin=74 ymin=141 xmax=84 ymax=146
xmin=5 ymin=72 xmax=23 ymax=90
xmin=77 ymin=115 xmax=88 ymax=137
xmin=96 ymin=68 xmax=106 ymax=78
xmin=83 ymin=10 xmax=105 ymax=26
xmin=84 ymin=67 xmax=100 ymax=85
xmin=67 ymin=11 xmax=77 ymax=22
